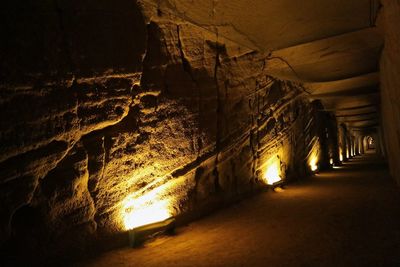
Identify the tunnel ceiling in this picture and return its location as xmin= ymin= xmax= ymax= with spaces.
xmin=145 ymin=0 xmax=383 ymax=132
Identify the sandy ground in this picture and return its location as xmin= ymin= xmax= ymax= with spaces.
xmin=76 ymin=154 xmax=400 ymax=267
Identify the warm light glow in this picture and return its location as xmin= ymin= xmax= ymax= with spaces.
xmin=339 ymin=154 xmax=343 ymax=162
xmin=330 ymin=158 xmax=333 ymax=165
xmin=121 ymin=189 xmax=172 ymax=230
xmin=309 ymin=156 xmax=318 ymax=172
xmin=346 ymin=150 xmax=349 ymax=158
xmin=264 ymin=158 xmax=281 ymax=185
xmin=273 ymin=187 xmax=285 ymax=193
xmin=307 ymin=139 xmax=320 ymax=172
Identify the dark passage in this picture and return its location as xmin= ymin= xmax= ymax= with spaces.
xmin=79 ymin=154 xmax=400 ymax=267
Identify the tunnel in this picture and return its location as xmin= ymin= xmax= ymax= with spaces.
xmin=1 ymin=0 xmax=400 ymax=266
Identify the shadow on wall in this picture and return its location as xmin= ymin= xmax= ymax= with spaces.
xmin=0 ymin=0 xmax=146 ymax=83
xmin=0 ymin=0 xmax=146 ymax=265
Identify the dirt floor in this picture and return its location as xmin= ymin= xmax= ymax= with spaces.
xmin=77 ymin=154 xmax=400 ymax=267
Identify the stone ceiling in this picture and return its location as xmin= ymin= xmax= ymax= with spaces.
xmin=142 ymin=0 xmax=383 ymax=133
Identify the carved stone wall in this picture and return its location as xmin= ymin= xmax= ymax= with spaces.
xmin=0 ymin=1 xmax=330 ymax=264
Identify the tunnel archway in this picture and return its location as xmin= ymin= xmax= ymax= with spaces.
xmin=5 ymin=205 xmax=47 ymax=264
xmin=364 ymin=135 xmax=376 ymax=153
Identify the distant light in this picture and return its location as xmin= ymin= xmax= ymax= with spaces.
xmin=310 ymin=163 xmax=318 ymax=172
xmin=310 ymin=156 xmax=318 ymax=172
xmin=264 ymin=158 xmax=282 ymax=185
xmin=339 ymin=154 xmax=343 ymax=162
xmin=330 ymin=158 xmax=334 ymax=165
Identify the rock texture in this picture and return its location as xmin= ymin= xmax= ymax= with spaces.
xmin=379 ymin=0 xmax=400 ymax=185
xmin=1 ymin=1 xmax=340 ymax=265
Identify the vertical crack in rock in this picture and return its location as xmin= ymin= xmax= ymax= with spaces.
xmin=176 ymin=24 xmax=205 ymax=161
xmin=212 ymin=0 xmax=218 ymax=18
xmin=82 ymin=135 xmax=107 ymax=230
xmin=213 ymin=37 xmax=222 ymax=193
xmin=251 ymin=77 xmax=261 ymax=182
xmin=99 ymin=137 xmax=107 ymax=188
xmin=176 ymin=25 xmax=194 ymax=81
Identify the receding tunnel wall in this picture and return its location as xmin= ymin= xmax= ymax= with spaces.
xmin=379 ymin=0 xmax=400 ymax=186
xmin=1 ymin=1 xmax=339 ymax=264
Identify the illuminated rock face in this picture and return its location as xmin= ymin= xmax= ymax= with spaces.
xmin=0 ymin=1 xmax=333 ymax=263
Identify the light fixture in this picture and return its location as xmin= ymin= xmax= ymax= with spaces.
xmin=128 ymin=217 xmax=175 ymax=247
xmin=121 ymin=186 xmax=176 ymax=246
xmin=123 ymin=201 xmax=171 ymax=231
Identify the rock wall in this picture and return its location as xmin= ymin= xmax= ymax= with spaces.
xmin=1 ymin=1 xmax=330 ymax=264
xmin=379 ymin=0 xmax=400 ymax=185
